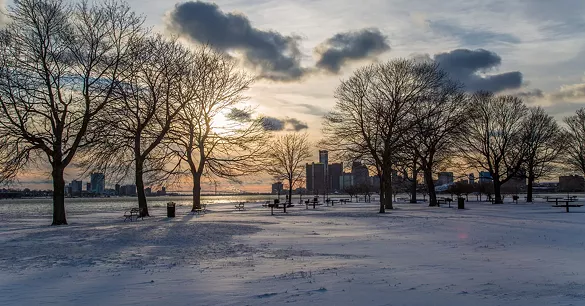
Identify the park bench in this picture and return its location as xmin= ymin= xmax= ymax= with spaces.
xmin=437 ymin=197 xmax=452 ymax=208
xmin=262 ymin=200 xmax=271 ymax=207
xmin=192 ymin=204 xmax=208 ymax=215
xmin=305 ymin=199 xmax=322 ymax=209
xmin=235 ymin=202 xmax=245 ymax=211
xmin=339 ymin=199 xmax=350 ymax=204
xmin=123 ymin=207 xmax=144 ymax=222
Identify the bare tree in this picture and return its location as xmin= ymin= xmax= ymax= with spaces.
xmin=167 ymin=49 xmax=268 ymax=211
xmin=0 ymin=0 xmax=143 ymax=225
xmin=322 ymin=59 xmax=452 ymax=213
xmin=564 ymin=108 xmax=585 ymax=177
xmin=521 ymin=107 xmax=565 ymax=202
xmin=82 ymin=35 xmax=193 ymax=217
xmin=266 ymin=133 xmax=311 ymax=213
xmin=459 ymin=92 xmax=528 ymax=204
xmin=410 ymin=71 xmax=467 ymax=207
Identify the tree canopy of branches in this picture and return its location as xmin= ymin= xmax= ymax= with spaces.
xmin=459 ymin=92 xmax=528 ymax=204
xmin=266 ymin=133 xmax=311 ymax=213
xmin=521 ymin=107 xmax=565 ymax=202
xmin=167 ymin=49 xmax=268 ymax=211
xmin=322 ymin=59 xmax=457 ymax=213
xmin=409 ymin=68 xmax=467 ymax=207
xmin=564 ymin=108 xmax=585 ymax=177
xmin=0 ymin=0 xmax=143 ymax=225
xmin=82 ymin=35 xmax=194 ymax=217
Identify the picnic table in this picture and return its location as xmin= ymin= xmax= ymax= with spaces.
xmin=437 ymin=197 xmax=453 ymax=208
xmin=192 ymin=203 xmax=208 ymax=215
xmin=547 ymin=197 xmax=583 ymax=212
xmin=234 ymin=202 xmax=245 ymax=210
xmin=305 ymin=199 xmax=322 ymax=209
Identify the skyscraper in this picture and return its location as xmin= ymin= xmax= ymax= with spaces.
xmin=305 ymin=163 xmax=326 ymax=195
xmin=351 ymin=161 xmax=369 ymax=186
xmin=319 ymin=150 xmax=328 ymax=165
xmin=90 ymin=173 xmax=105 ymax=194
xmin=328 ymin=163 xmax=343 ymax=192
xmin=70 ymin=180 xmax=83 ymax=194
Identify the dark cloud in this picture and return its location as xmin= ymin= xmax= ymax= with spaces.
xmin=433 ymin=49 xmax=523 ymax=92
xmin=167 ymin=1 xmax=309 ymax=81
xmin=227 ymin=108 xmax=252 ymax=121
xmin=428 ymin=20 xmax=521 ymax=46
xmin=296 ymin=103 xmax=329 ymax=116
xmin=315 ymin=29 xmax=390 ymax=73
xmin=261 ymin=117 xmax=308 ymax=131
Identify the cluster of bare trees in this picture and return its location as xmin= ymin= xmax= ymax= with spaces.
xmin=0 ymin=0 xmax=268 ymax=225
xmin=323 ymin=58 xmax=578 ymax=211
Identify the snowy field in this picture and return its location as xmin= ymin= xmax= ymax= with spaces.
xmin=1 ymin=198 xmax=585 ymax=306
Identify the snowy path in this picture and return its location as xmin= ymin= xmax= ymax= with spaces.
xmin=1 ymin=200 xmax=585 ymax=305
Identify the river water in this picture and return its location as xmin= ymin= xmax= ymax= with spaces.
xmin=0 ymin=194 xmax=359 ymax=217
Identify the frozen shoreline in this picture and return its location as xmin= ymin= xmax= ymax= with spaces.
xmin=1 ymin=199 xmax=585 ymax=305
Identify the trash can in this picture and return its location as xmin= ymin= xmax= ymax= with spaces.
xmin=167 ymin=202 xmax=176 ymax=218
xmin=457 ymin=197 xmax=465 ymax=210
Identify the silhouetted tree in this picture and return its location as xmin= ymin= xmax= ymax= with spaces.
xmin=166 ymin=49 xmax=268 ymax=211
xmin=83 ymin=35 xmax=193 ymax=217
xmin=459 ymin=92 xmax=528 ymax=204
xmin=323 ymin=59 xmax=449 ymax=213
xmin=0 ymin=0 xmax=143 ymax=225
xmin=564 ymin=108 xmax=585 ymax=176
xmin=521 ymin=107 xmax=565 ymax=202
xmin=410 ymin=69 xmax=468 ymax=207
xmin=266 ymin=133 xmax=311 ymax=213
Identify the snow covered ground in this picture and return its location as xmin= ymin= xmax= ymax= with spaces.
xmin=1 ymin=198 xmax=585 ymax=305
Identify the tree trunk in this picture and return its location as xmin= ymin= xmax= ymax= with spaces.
xmin=135 ymin=158 xmax=149 ymax=216
xmin=410 ymin=162 xmax=418 ymax=204
xmin=51 ymin=165 xmax=67 ymax=225
xmin=526 ymin=171 xmax=534 ymax=203
xmin=191 ymin=172 xmax=202 ymax=211
xmin=382 ymin=174 xmax=393 ymax=211
xmin=424 ymin=169 xmax=437 ymax=207
xmin=494 ymin=180 xmax=503 ymax=204
xmin=285 ymin=178 xmax=293 ymax=213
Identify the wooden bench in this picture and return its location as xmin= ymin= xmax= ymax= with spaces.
xmin=192 ymin=204 xmax=208 ymax=215
xmin=234 ymin=202 xmax=245 ymax=211
xmin=123 ymin=207 xmax=144 ymax=222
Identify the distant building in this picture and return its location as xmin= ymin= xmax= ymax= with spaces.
xmin=437 ymin=172 xmax=454 ymax=185
xmin=119 ymin=185 xmax=137 ymax=196
xmin=115 ymin=184 xmax=120 ymax=195
xmin=90 ymin=173 xmax=105 ymax=194
xmin=145 ymin=187 xmax=152 ymax=196
xmin=86 ymin=182 xmax=91 ymax=192
xmin=271 ymin=182 xmax=283 ymax=194
xmin=319 ymin=150 xmax=329 ymax=165
xmin=328 ymin=163 xmax=343 ymax=192
xmin=479 ymin=171 xmax=492 ymax=183
xmin=559 ymin=175 xmax=585 ymax=192
xmin=340 ymin=173 xmax=354 ymax=191
xmin=306 ymin=163 xmax=326 ymax=194
xmin=351 ymin=161 xmax=369 ymax=186
xmin=70 ymin=180 xmax=83 ymax=194
xmin=469 ymin=173 xmax=475 ymax=184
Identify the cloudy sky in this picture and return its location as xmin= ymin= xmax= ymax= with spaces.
xmin=152 ymin=0 xmax=584 ymax=138
xmin=8 ymin=0 xmax=585 ymax=191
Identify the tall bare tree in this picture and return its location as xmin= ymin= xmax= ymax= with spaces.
xmin=322 ymin=59 xmax=452 ymax=213
xmin=410 ymin=78 xmax=467 ymax=207
xmin=167 ymin=49 xmax=268 ymax=211
xmin=83 ymin=35 xmax=193 ymax=217
xmin=459 ymin=92 xmax=528 ymax=204
xmin=564 ymin=108 xmax=585 ymax=176
xmin=521 ymin=107 xmax=565 ymax=202
xmin=0 ymin=0 xmax=143 ymax=225
xmin=266 ymin=133 xmax=311 ymax=213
